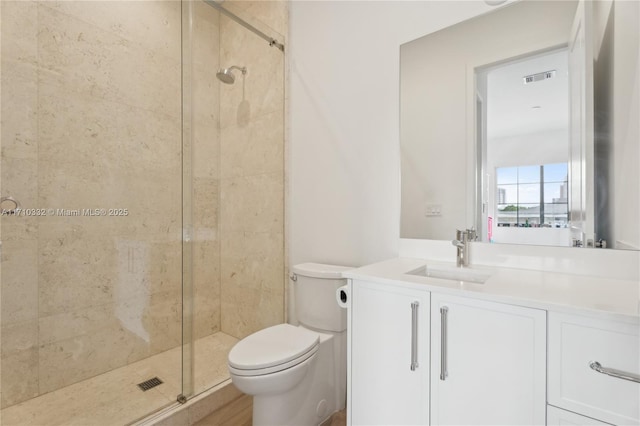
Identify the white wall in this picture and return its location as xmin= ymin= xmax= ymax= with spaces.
xmin=289 ymin=0 xmax=497 ymax=269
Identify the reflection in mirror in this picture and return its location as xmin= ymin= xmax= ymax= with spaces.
xmin=400 ymin=0 xmax=639 ymax=250
xmin=476 ymin=48 xmax=572 ymax=246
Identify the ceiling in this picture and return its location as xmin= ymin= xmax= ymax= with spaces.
xmin=486 ymin=49 xmax=569 ymax=140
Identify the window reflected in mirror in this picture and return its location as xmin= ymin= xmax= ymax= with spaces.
xmin=495 ymin=163 xmax=568 ymax=231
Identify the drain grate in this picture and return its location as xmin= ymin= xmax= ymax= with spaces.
xmin=138 ymin=377 xmax=163 ymax=391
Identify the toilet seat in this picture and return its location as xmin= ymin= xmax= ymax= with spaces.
xmin=228 ymin=324 xmax=320 ymax=377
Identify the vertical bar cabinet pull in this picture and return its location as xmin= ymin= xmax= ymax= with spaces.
xmin=440 ymin=306 xmax=449 ymax=380
xmin=410 ymin=301 xmax=419 ymax=371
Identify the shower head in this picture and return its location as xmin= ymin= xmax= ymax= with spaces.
xmin=216 ymin=65 xmax=247 ymax=84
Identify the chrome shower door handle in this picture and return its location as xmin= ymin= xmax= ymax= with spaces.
xmin=0 ymin=196 xmax=21 ymax=215
xmin=440 ymin=306 xmax=449 ymax=380
xmin=410 ymin=301 xmax=419 ymax=371
xmin=589 ymin=361 xmax=640 ymax=383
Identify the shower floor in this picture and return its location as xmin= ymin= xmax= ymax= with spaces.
xmin=0 ymin=332 xmax=238 ymax=426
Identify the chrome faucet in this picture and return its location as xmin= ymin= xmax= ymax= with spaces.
xmin=452 ymin=229 xmax=476 ymax=267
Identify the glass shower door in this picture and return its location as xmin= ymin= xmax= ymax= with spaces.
xmin=180 ymin=0 xmax=286 ymax=402
xmin=0 ymin=1 xmax=184 ymax=423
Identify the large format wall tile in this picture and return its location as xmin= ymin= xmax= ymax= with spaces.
xmin=193 ymin=70 xmax=220 ymax=129
xmin=38 ymin=236 xmax=119 ymax=317
xmin=1 ymin=157 xmax=38 ymax=244
xmin=38 ymin=1 xmax=181 ymax=62
xmin=224 ymin=0 xmax=288 ymax=47
xmin=38 ymin=303 xmax=115 ymax=347
xmin=36 ymin=164 xmax=182 ymax=241
xmin=37 ymin=4 xmax=181 ymax=118
xmin=142 ymin=289 xmax=182 ymax=354
xmin=0 ymin=324 xmax=39 ymax=408
xmin=38 ymin=319 xmax=152 ymax=394
xmin=221 ymin=284 xmax=283 ymax=340
xmin=1 ymin=241 xmax=38 ymax=326
xmin=194 ymin=178 xmax=219 ymax=230
xmin=193 ymin=175 xmax=221 ymax=339
xmin=36 ymin=286 xmax=181 ymax=396
xmin=193 ymin=123 xmax=220 ymax=180
xmin=37 ymin=86 xmax=181 ymax=175
xmin=221 ymin=231 xmax=284 ymax=294
xmin=220 ymin=230 xmax=283 ymax=339
xmin=1 ymin=158 xmax=37 ymax=208
xmin=193 ymin=0 xmax=220 ymax=72
xmin=1 ymin=59 xmax=38 ymax=160
xmin=146 ymin=240 xmax=183 ymax=295
xmin=220 ymin=172 xmax=284 ymax=234
xmin=194 ymin=238 xmax=221 ymax=339
xmin=1 ymin=57 xmax=39 ymax=244
xmin=220 ymin=109 xmax=284 ymax=179
xmin=0 ymin=1 xmax=38 ymax=64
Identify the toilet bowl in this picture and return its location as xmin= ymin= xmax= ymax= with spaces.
xmin=228 ymin=323 xmax=319 ymax=395
xmin=227 ymin=263 xmax=350 ymax=426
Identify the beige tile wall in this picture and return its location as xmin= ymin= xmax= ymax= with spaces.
xmin=0 ymin=0 xmax=286 ymax=411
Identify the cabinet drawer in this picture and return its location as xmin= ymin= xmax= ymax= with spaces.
xmin=547 ymin=405 xmax=612 ymax=425
xmin=548 ymin=312 xmax=639 ymax=425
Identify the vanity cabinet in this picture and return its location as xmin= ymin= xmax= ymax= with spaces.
xmin=548 ymin=312 xmax=640 ymax=425
xmin=348 ymin=280 xmax=546 ymax=425
xmin=347 ymin=273 xmax=638 ymax=426
xmin=430 ymin=293 xmax=546 ymax=425
xmin=349 ymin=280 xmax=430 ymax=425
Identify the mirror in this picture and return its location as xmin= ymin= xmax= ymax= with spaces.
xmin=400 ymin=0 xmax=639 ymax=250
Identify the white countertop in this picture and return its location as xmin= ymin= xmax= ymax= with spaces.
xmin=343 ymin=258 xmax=640 ymax=322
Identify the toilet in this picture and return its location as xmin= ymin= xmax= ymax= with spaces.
xmin=228 ymin=263 xmax=350 ymax=426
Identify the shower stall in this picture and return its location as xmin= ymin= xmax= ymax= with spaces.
xmin=0 ymin=0 xmax=286 ymax=424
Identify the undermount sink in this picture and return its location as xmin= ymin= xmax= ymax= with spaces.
xmin=406 ymin=264 xmax=491 ymax=284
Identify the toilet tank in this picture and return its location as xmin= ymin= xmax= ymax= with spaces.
xmin=291 ymin=263 xmax=352 ymax=332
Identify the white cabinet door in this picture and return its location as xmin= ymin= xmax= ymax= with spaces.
xmin=430 ymin=293 xmax=546 ymax=425
xmin=349 ymin=280 xmax=430 ymax=425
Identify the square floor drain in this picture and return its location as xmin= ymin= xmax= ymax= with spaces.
xmin=138 ymin=377 xmax=163 ymax=391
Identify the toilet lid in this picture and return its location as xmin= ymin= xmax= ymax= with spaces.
xmin=228 ymin=324 xmax=320 ymax=371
